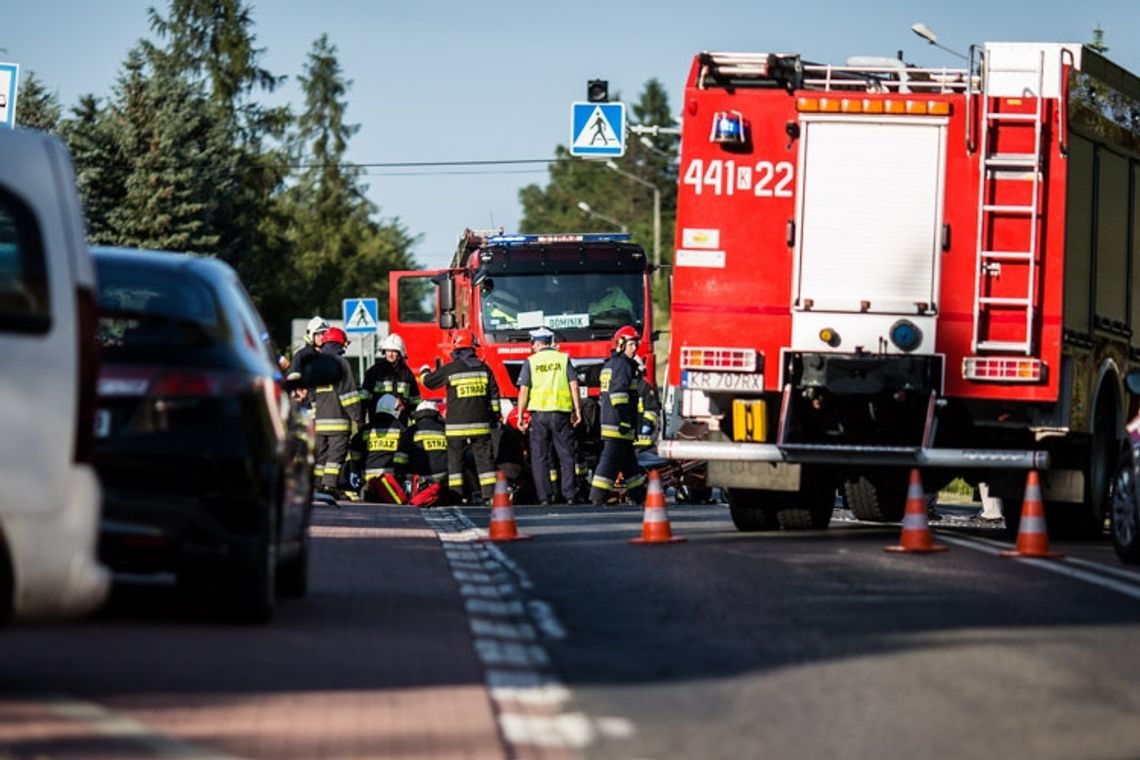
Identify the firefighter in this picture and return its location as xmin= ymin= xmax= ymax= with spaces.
xmin=360 ymin=333 xmax=421 ymax=424
xmin=634 ymin=356 xmax=661 ymax=449
xmin=516 ymin=327 xmax=583 ymax=505
xmin=419 ymin=329 xmax=501 ymax=504
xmin=589 ymin=325 xmax=647 ymax=505
xmin=350 ymin=393 xmax=410 ymax=504
xmin=285 ymin=316 xmax=329 ymax=408
xmin=312 ymin=326 xmax=364 ymax=501
xmin=403 ymin=400 xmax=449 ymax=505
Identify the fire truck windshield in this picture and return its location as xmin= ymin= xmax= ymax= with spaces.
xmin=480 ymin=271 xmax=644 ymax=343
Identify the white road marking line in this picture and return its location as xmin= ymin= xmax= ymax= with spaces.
xmin=45 ymin=697 xmax=242 ymax=759
xmin=424 ymin=506 xmax=637 ymax=752
xmin=937 ymin=533 xmax=1140 ymax=601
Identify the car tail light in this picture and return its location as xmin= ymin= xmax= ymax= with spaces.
xmin=962 ymin=356 xmax=1044 ymax=382
xmin=75 ymin=284 xmax=100 ymax=464
xmin=99 ymin=367 xmax=255 ymax=398
xmin=680 ymin=346 xmax=757 ymax=372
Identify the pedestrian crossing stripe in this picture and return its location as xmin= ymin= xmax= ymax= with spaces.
xmin=569 ymin=102 xmax=625 ymax=157
xmin=342 ymin=297 xmax=379 ymax=333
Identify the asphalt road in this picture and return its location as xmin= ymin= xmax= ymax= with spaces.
xmin=2 ymin=498 xmax=1139 ymax=759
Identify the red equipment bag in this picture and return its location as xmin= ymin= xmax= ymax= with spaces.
xmin=409 ymin=475 xmax=442 ymax=508
xmin=365 ymin=473 xmax=408 ymax=505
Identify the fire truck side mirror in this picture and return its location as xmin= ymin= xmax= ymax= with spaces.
xmin=435 ymin=273 xmax=456 ymax=328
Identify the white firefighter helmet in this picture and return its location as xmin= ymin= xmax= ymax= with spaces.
xmin=305 ymin=316 xmax=330 ymax=343
xmin=415 ymin=400 xmax=439 ymax=415
xmin=375 ymin=394 xmax=401 ymax=416
xmin=380 ymin=333 xmax=407 ymax=357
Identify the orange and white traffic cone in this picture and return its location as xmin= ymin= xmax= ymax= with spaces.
xmin=885 ymin=468 xmax=947 ymax=553
xmin=1000 ymin=470 xmax=1064 ymax=559
xmin=630 ymin=470 xmax=686 ymax=545
xmin=482 ymin=470 xmax=532 ymax=542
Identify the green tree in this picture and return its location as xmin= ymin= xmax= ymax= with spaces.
xmin=60 ymin=94 xmax=126 ymax=244
xmin=13 ymin=71 xmax=62 ymax=133
xmin=1089 ymin=25 xmax=1109 ymax=55
xmin=283 ymin=34 xmax=417 ymax=321
xmin=104 ymin=45 xmax=230 ymax=252
xmin=147 ymin=0 xmax=291 ymax=269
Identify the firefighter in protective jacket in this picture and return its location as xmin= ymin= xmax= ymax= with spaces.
xmin=589 ymin=325 xmax=647 ymax=505
xmin=313 ymin=326 xmax=364 ymax=499
xmin=403 ymin=400 xmax=449 ymax=502
xmin=350 ymin=393 xmax=410 ymax=503
xmin=361 ymin=333 xmax=421 ymax=424
xmin=419 ymin=329 xmax=501 ymax=503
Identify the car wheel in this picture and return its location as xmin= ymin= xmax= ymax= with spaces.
xmin=1112 ymin=453 xmax=1140 ymax=564
xmin=228 ymin=535 xmax=277 ymax=624
xmin=278 ymin=532 xmax=310 ymax=597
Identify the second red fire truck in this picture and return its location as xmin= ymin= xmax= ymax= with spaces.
xmin=659 ymin=41 xmax=1140 ymax=537
xmin=388 ymin=230 xmax=657 ymax=489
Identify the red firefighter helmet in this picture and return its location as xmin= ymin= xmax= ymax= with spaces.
xmin=323 ymin=326 xmax=348 ymax=346
xmin=614 ymin=325 xmax=640 ymax=348
xmin=452 ymin=329 xmax=476 ymax=349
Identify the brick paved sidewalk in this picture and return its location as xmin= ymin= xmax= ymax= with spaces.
xmin=0 ymin=503 xmax=506 ymax=760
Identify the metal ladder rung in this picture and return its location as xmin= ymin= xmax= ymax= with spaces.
xmin=976 ymin=340 xmax=1031 ymax=351
xmin=985 ymin=153 xmax=1039 ymax=168
xmin=982 ymin=204 xmax=1036 ymax=214
xmin=987 ymin=112 xmax=1038 ymax=122
xmin=979 ymin=296 xmax=1032 ymax=306
xmin=981 ymin=250 xmax=1033 ymax=261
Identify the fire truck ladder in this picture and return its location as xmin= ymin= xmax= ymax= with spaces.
xmin=971 ymin=51 xmax=1046 ymax=355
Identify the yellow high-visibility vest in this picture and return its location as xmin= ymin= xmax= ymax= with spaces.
xmin=525 ymin=349 xmax=573 ymax=412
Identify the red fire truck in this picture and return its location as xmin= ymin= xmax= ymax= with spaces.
xmin=659 ymin=42 xmax=1140 ymax=537
xmin=388 ymin=230 xmax=656 ymax=475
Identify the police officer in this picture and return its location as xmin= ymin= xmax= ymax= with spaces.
xmin=517 ymin=327 xmax=583 ymax=505
xmin=361 ymin=333 xmax=421 ymax=424
xmin=312 ymin=326 xmax=364 ymax=500
xmin=589 ymin=325 xmax=647 ymax=505
xmin=419 ymin=329 xmax=501 ymax=504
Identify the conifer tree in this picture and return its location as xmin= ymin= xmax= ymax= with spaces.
xmin=60 ymin=94 xmax=126 ymax=244
xmin=285 ymin=34 xmax=417 ymax=319
xmin=13 ymin=72 xmax=62 ymax=133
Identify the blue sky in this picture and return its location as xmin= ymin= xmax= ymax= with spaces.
xmin=5 ymin=1 xmax=1138 ymax=271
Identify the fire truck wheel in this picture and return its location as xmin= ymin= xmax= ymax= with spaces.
xmin=843 ymin=474 xmax=906 ymax=523
xmin=775 ymin=469 xmax=834 ymax=530
xmin=1111 ymin=451 xmax=1140 ymax=564
xmin=726 ymin=488 xmax=780 ymax=532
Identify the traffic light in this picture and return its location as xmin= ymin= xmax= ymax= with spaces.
xmin=587 ymin=79 xmax=609 ymax=103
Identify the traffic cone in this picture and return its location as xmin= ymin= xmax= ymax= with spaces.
xmin=630 ymin=470 xmax=686 ymax=545
xmin=884 ymin=468 xmax=947 ymax=553
xmin=1000 ymin=470 xmax=1064 ymax=559
xmin=481 ymin=470 xmax=532 ymax=542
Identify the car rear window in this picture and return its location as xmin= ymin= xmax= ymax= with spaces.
xmin=96 ymin=259 xmax=222 ymax=351
xmin=0 ymin=187 xmax=50 ymax=333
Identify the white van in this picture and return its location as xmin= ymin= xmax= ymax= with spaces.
xmin=0 ymin=129 xmax=109 ymax=621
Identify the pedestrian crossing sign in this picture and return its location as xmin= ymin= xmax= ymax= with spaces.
xmin=342 ymin=297 xmax=379 ymax=334
xmin=569 ymin=102 xmax=625 ymax=157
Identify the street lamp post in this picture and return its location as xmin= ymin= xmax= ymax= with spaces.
xmin=604 ymin=160 xmax=661 ymax=275
xmin=910 ymin=22 xmax=969 ymax=62
xmin=576 ymin=201 xmax=628 ymax=233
